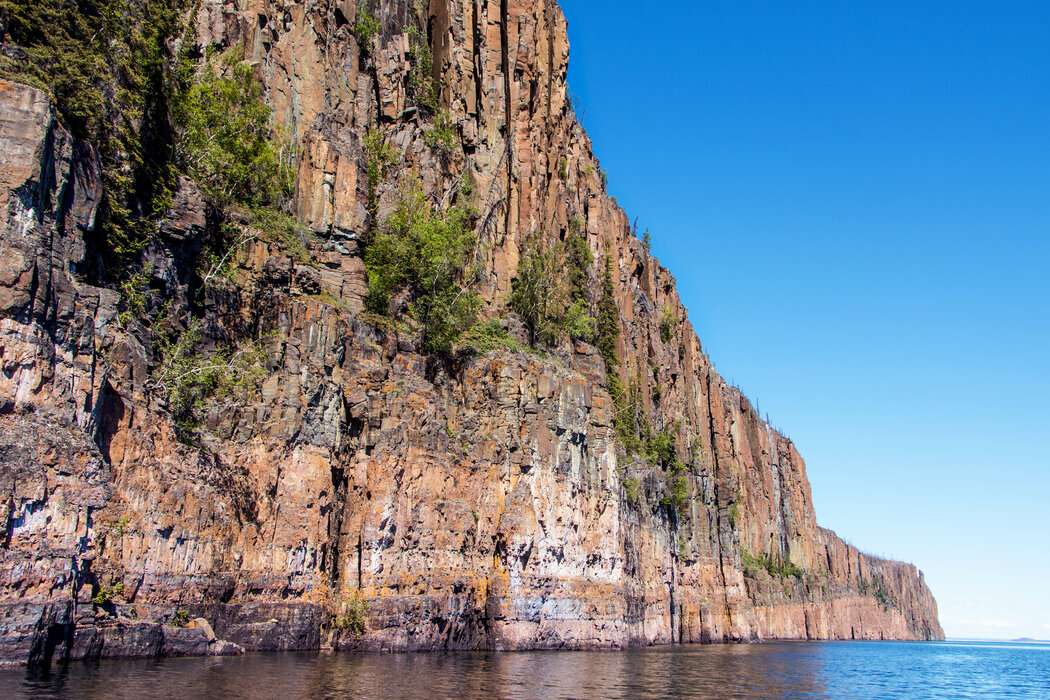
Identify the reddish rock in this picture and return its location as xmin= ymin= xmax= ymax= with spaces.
xmin=0 ymin=0 xmax=942 ymax=666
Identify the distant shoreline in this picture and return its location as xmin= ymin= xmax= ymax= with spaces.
xmin=946 ymin=637 xmax=1050 ymax=644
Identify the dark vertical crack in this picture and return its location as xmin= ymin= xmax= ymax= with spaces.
xmin=544 ymin=0 xmax=554 ymax=128
xmin=357 ymin=531 xmax=365 ymax=589
xmin=705 ymin=369 xmax=734 ymax=639
xmin=326 ymin=463 xmax=349 ymax=588
xmin=499 ymin=0 xmax=514 ymax=237
xmin=472 ymin=0 xmax=483 ymax=122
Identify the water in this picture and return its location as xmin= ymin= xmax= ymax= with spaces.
xmin=1 ymin=641 xmax=1047 ymax=699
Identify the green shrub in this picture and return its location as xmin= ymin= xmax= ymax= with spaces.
xmin=508 ymin=232 xmax=596 ymax=347
xmin=424 ymin=109 xmax=458 ymax=155
xmin=741 ymin=550 xmax=763 ymax=579
xmin=118 ymin=267 xmax=151 ymax=326
xmin=659 ymin=305 xmax=676 ymax=343
xmin=741 ymin=550 xmax=803 ymax=580
xmin=565 ymin=229 xmax=593 ymax=303
xmin=595 ymin=255 xmax=620 ymax=367
xmin=194 ymin=222 xmax=248 ymax=288
xmin=610 ymin=376 xmax=649 ymax=455
xmin=247 ymin=206 xmax=316 ymax=263
xmin=623 ymin=476 xmax=641 ymax=503
xmin=170 ymin=46 xmax=301 ymax=286
xmin=690 ymin=438 xmax=703 ymax=464
xmin=649 ymin=428 xmax=676 ymax=466
xmin=331 ymin=590 xmax=368 ymax=637
xmin=114 ymin=515 xmax=132 ymax=536
xmin=511 ymin=238 xmax=565 ymax=346
xmin=773 ymin=557 xmax=802 ymax=579
xmin=459 ymin=319 xmax=530 ymax=356
xmin=660 ymin=460 xmax=689 ymax=514
xmin=152 ymin=320 xmax=269 ymax=436
xmin=312 ymin=288 xmax=352 ymax=313
xmin=92 ymin=582 xmax=126 ymax=605
xmin=172 ymin=53 xmax=293 ymax=209
xmin=407 ymin=26 xmax=437 ymax=113
xmin=364 ymin=129 xmax=398 ymax=221
xmin=874 ymin=583 xmax=898 ymax=610
xmin=563 ymin=300 xmax=596 ymax=342
xmin=353 ymin=5 xmax=380 ymax=51
xmin=364 ymin=189 xmax=479 ymax=354
xmin=170 ymin=608 xmax=191 ymax=627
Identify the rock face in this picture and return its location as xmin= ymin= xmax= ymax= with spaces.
xmin=0 ymin=0 xmax=942 ymax=666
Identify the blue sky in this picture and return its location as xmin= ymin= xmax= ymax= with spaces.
xmin=559 ymin=0 xmax=1050 ymax=640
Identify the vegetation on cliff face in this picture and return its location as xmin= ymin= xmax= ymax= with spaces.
xmin=0 ymin=0 xmax=300 ymax=284
xmin=364 ymin=190 xmax=480 ymax=354
xmin=659 ymin=305 xmax=676 ymax=343
xmin=424 ymin=110 xmax=458 ymax=156
xmin=352 ymin=4 xmax=380 ymax=52
xmin=510 ymin=233 xmax=595 ymax=347
xmin=151 ymin=319 xmax=269 ymax=436
xmin=509 ymin=239 xmax=565 ymax=347
xmin=595 ymin=255 xmax=620 ymax=367
xmin=1 ymin=1 xmax=293 ymax=440
xmin=330 ymin=590 xmax=368 ymax=638
xmin=859 ymin=575 xmax=901 ymax=612
xmin=171 ymin=52 xmax=293 ymax=209
xmin=650 ymin=425 xmax=689 ymax=513
xmin=0 ymin=0 xmax=187 ymax=273
xmin=459 ymin=319 xmax=532 ymax=356
xmin=1 ymin=0 xmax=691 ymax=527
xmin=364 ymin=129 xmax=398 ymax=221
xmin=741 ymin=550 xmax=804 ymax=580
xmin=406 ymin=25 xmax=437 ymax=113
xmin=173 ymin=47 xmax=311 ymax=272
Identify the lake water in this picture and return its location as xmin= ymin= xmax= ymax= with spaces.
xmin=1 ymin=641 xmax=1047 ymax=699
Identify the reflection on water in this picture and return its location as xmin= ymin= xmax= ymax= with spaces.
xmin=2 ymin=641 xmax=1048 ymax=699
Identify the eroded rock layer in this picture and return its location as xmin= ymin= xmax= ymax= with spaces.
xmin=0 ymin=0 xmax=942 ymax=665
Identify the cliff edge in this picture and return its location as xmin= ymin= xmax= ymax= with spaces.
xmin=0 ymin=0 xmax=942 ymax=666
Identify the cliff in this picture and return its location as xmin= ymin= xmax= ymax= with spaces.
xmin=0 ymin=0 xmax=942 ymax=666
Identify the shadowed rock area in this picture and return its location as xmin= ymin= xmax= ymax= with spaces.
xmin=0 ymin=0 xmax=942 ymax=667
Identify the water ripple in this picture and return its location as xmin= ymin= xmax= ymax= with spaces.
xmin=1 ymin=640 xmax=1047 ymax=699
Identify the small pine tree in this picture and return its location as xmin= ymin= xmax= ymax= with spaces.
xmin=363 ymin=130 xmax=398 ymax=223
xmin=510 ymin=232 xmax=595 ymax=347
xmin=596 ymin=255 xmax=620 ymax=367
xmin=565 ymin=230 xmax=593 ymax=304
xmin=659 ymin=305 xmax=676 ymax=343
xmin=510 ymin=238 xmax=565 ymax=347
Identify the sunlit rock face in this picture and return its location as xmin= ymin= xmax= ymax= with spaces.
xmin=0 ymin=0 xmax=941 ymax=665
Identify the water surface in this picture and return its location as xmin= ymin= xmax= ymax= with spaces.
xmin=2 ymin=641 xmax=1047 ymax=699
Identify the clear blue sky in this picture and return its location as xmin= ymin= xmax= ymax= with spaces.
xmin=560 ymin=0 xmax=1050 ymax=640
